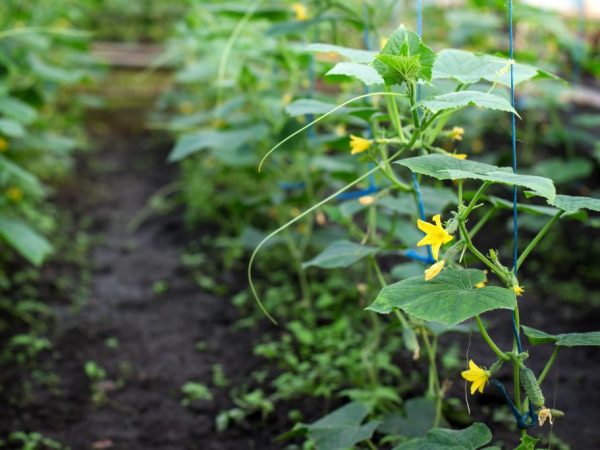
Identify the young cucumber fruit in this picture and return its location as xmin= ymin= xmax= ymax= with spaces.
xmin=520 ymin=366 xmax=545 ymax=408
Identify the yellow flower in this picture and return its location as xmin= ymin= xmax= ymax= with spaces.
xmin=461 ymin=360 xmax=490 ymax=395
xmin=349 ymin=135 xmax=371 ymax=155
xmin=380 ymin=37 xmax=388 ymax=49
xmin=0 ymin=137 xmax=8 ymax=152
xmin=6 ymin=187 xmax=23 ymax=202
xmin=358 ymin=195 xmax=375 ymax=206
xmin=292 ymin=3 xmax=308 ymax=21
xmin=449 ymin=153 xmax=467 ymax=160
xmin=513 ymin=285 xmax=524 ymax=296
xmin=417 ymin=214 xmax=453 ymax=261
xmin=449 ymin=126 xmax=464 ymax=141
xmin=424 ymin=260 xmax=445 ymax=281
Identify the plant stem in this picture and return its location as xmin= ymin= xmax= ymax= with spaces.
xmin=475 ymin=316 xmax=509 ymax=361
xmin=515 ymin=210 xmax=564 ymax=271
xmin=385 ymin=86 xmax=406 ymax=142
xmin=460 ymin=182 xmax=490 ymax=219
xmin=458 ymin=220 xmax=508 ymax=284
xmin=538 ymin=346 xmax=560 ymax=386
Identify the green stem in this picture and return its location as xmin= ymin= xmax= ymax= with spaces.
xmin=409 ymin=83 xmax=421 ymax=130
xmin=515 ymin=210 xmax=564 ymax=271
xmin=458 ymin=220 xmax=509 ymax=284
xmin=385 ymin=86 xmax=406 ymax=142
xmin=475 ymin=316 xmax=509 ymax=361
xmin=537 ymin=346 xmax=560 ymax=386
xmin=460 ymin=182 xmax=490 ymax=219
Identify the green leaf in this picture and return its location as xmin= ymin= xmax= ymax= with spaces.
xmin=433 ymin=49 xmax=558 ymax=87
xmin=306 ymin=43 xmax=377 ymax=63
xmin=418 ymin=91 xmax=518 ymax=115
xmin=0 ymin=215 xmax=53 ymax=266
xmin=303 ymin=240 xmax=378 ymax=269
xmin=550 ymin=194 xmax=600 ymax=214
xmin=367 ymin=269 xmax=516 ymax=326
xmin=522 ymin=325 xmax=600 ymax=347
xmin=531 ymin=157 xmax=593 ymax=185
xmin=0 ymin=97 xmax=38 ymax=125
xmin=0 ymin=118 xmax=25 ymax=137
xmin=373 ymin=25 xmax=436 ymax=85
xmin=397 ymin=155 xmax=555 ymax=201
xmin=167 ymin=124 xmax=268 ymax=162
xmin=394 ymin=423 xmax=494 ymax=450
xmin=326 ymin=62 xmax=384 ymax=86
xmin=379 ymin=397 xmax=436 ymax=438
xmin=488 ymin=196 xmax=565 ymax=217
xmin=305 ymin=402 xmax=379 ymax=450
xmin=514 ymin=434 xmax=539 ymax=450
xmin=285 ymin=99 xmax=374 ymax=117
xmin=521 ymin=325 xmax=558 ymax=345
xmin=28 ymin=55 xmax=85 ymax=84
xmin=0 ymin=155 xmax=44 ymax=195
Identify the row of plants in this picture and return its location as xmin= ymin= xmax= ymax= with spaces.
xmin=155 ymin=1 xmax=600 ymax=449
xmin=0 ymin=1 xmax=104 ymax=409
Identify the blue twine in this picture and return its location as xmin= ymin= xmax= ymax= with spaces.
xmin=279 ymin=181 xmax=306 ymax=191
xmin=337 ymin=185 xmax=379 ymax=201
xmin=491 ymin=379 xmax=536 ymax=429
xmin=508 ymin=0 xmax=524 ymax=355
xmin=405 ymin=249 xmax=435 ymax=264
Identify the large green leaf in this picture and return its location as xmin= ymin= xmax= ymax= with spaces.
xmin=367 ymin=269 xmax=516 ymax=326
xmin=0 ymin=215 xmax=53 ymax=266
xmin=522 ymin=325 xmax=600 ymax=348
xmin=379 ymin=397 xmax=436 ymax=438
xmin=303 ymin=240 xmax=378 ymax=269
xmin=305 ymin=402 xmax=379 ymax=450
xmin=394 ymin=423 xmax=497 ymax=450
xmin=418 ymin=91 xmax=517 ymax=115
xmin=530 ymin=157 xmax=593 ymax=185
xmin=327 ymin=62 xmax=384 ymax=86
xmin=167 ymin=124 xmax=268 ymax=162
xmin=306 ymin=43 xmax=377 ymax=63
xmin=550 ymin=194 xmax=600 ymax=214
xmin=397 ymin=155 xmax=555 ymax=201
xmin=0 ymin=97 xmax=38 ymax=125
xmin=433 ymin=49 xmax=558 ymax=87
xmin=373 ymin=25 xmax=436 ymax=86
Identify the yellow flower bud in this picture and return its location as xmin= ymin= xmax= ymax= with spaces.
xmin=349 ymin=135 xmax=371 ymax=155
xmin=424 ymin=260 xmax=445 ymax=281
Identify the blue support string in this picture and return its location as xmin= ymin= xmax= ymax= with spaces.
xmin=508 ymin=0 xmax=524 ymax=355
xmin=491 ymin=379 xmax=536 ymax=429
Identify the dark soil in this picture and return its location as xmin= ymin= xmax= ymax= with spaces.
xmin=0 ymin=104 xmax=292 ymax=450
